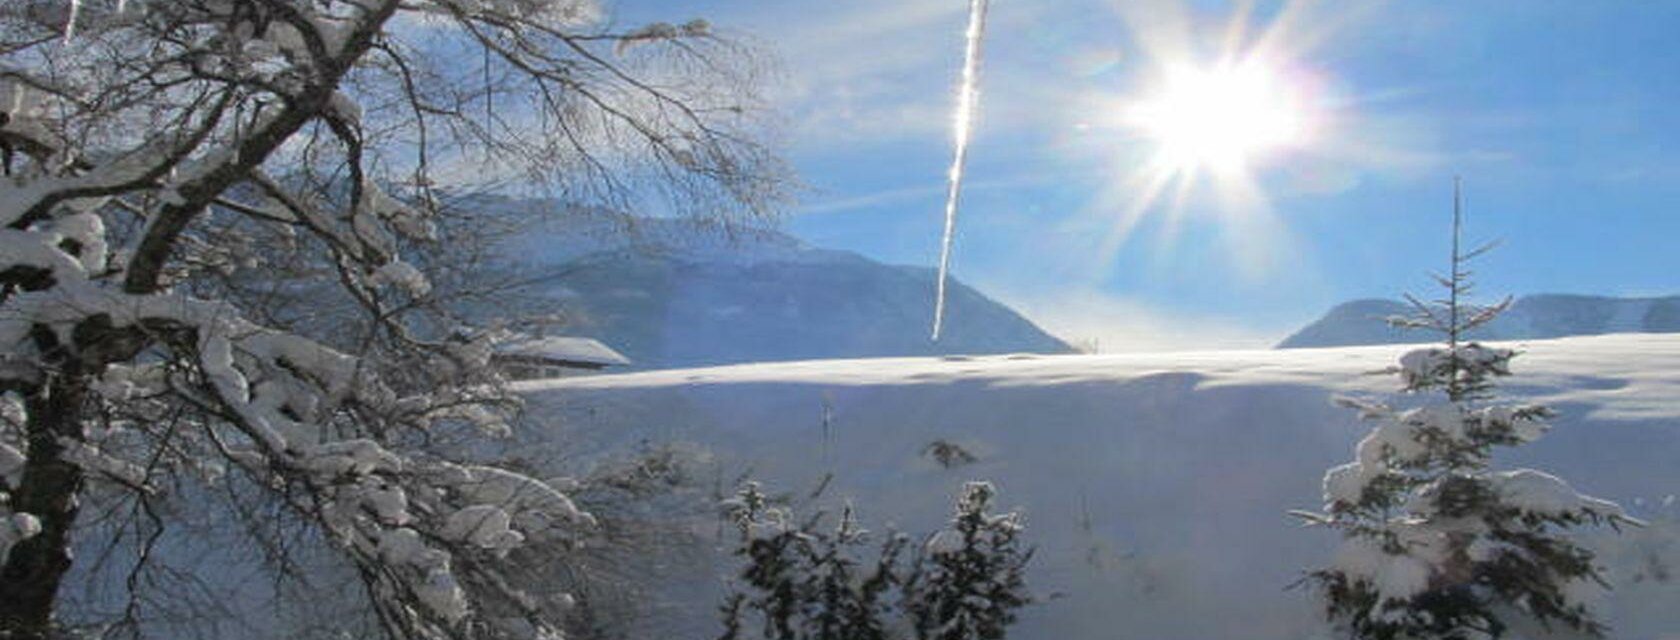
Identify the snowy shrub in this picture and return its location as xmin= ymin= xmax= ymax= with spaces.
xmin=921 ymin=440 xmax=978 ymax=468
xmin=1297 ymin=183 xmax=1634 ymax=639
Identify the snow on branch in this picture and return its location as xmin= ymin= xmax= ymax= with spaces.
xmin=0 ymin=0 xmax=783 ymax=634
xmin=1301 ymin=187 xmax=1629 ymax=639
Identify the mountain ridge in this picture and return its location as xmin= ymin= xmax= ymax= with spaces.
xmin=1279 ymin=293 xmax=1680 ymax=348
xmin=486 ymin=197 xmax=1073 ymax=368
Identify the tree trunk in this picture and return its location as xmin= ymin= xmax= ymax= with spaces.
xmin=0 ymin=375 xmax=89 ymax=638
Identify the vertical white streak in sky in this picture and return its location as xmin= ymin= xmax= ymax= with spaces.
xmin=932 ymin=0 xmax=991 ymax=341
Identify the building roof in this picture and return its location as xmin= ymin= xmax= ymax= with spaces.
xmin=495 ymin=336 xmax=632 ymax=367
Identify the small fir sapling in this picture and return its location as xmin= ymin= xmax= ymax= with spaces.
xmin=905 ymin=482 xmax=1032 ymax=640
xmin=1295 ymin=180 xmax=1636 ymax=640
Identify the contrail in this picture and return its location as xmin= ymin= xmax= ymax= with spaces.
xmin=931 ymin=0 xmax=991 ymax=341
xmin=64 ymin=0 xmax=82 ymax=42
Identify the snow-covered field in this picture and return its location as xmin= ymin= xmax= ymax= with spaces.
xmin=515 ymin=334 xmax=1680 ymax=639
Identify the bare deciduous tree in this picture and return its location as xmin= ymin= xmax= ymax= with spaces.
xmin=0 ymin=1 xmax=785 ymax=638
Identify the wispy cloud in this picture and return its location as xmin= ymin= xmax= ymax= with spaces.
xmin=717 ymin=0 xmax=973 ymax=149
xmin=796 ymin=172 xmax=1070 ymax=217
xmin=796 ymin=184 xmax=945 ymax=216
xmin=704 ymin=0 xmax=1072 ymax=152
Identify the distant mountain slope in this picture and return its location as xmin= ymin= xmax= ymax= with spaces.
xmin=491 ymin=198 xmax=1072 ymax=367
xmin=1279 ymin=294 xmax=1680 ymax=348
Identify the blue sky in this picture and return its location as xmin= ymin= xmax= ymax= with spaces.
xmin=615 ymin=0 xmax=1680 ymax=351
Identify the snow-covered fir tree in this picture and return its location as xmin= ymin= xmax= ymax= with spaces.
xmin=718 ymin=481 xmax=1029 ymax=640
xmin=0 ymin=1 xmax=782 ymax=638
xmin=804 ymin=504 xmax=906 ymax=640
xmin=1299 ymin=181 xmax=1633 ymax=639
xmin=905 ymin=482 xmax=1031 ymax=640
xmin=721 ymin=482 xmax=809 ymax=640
xmin=720 ymin=482 xmax=907 ymax=640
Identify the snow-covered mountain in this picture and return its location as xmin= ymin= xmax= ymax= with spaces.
xmin=512 ymin=334 xmax=1680 ymax=640
xmin=1279 ymin=294 xmax=1680 ymax=348
xmin=493 ymin=199 xmax=1072 ymax=368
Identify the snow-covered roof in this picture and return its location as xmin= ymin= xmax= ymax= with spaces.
xmin=496 ymin=336 xmax=631 ymax=367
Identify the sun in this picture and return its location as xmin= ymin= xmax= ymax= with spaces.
xmin=1128 ymin=61 xmax=1308 ymax=175
xmin=1063 ymin=0 xmax=1364 ymax=280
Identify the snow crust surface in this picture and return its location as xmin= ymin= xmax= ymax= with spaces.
xmin=515 ymin=333 xmax=1680 ymax=640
